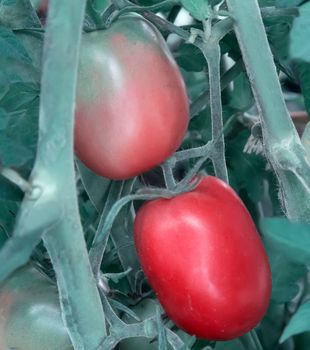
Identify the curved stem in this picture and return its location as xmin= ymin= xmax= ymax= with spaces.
xmin=142 ymin=11 xmax=192 ymax=40
xmin=173 ymin=142 xmax=213 ymax=162
xmin=161 ymin=161 xmax=177 ymax=190
xmin=89 ymin=192 xmax=173 ymax=251
xmin=250 ymin=330 xmax=264 ymax=350
xmin=0 ymin=167 xmax=32 ymax=193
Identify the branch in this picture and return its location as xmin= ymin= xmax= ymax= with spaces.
xmin=226 ymin=0 xmax=310 ymax=222
xmin=0 ymin=0 xmax=107 ymax=348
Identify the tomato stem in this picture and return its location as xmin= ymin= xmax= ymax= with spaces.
xmin=0 ymin=167 xmax=33 ymax=193
xmin=0 ymin=0 xmax=108 ymax=348
xmin=197 ymin=18 xmax=233 ymax=183
xmin=161 ymin=161 xmax=177 ymax=190
xmin=226 ymin=0 xmax=310 ymax=221
xmin=190 ymin=58 xmax=244 ymax=118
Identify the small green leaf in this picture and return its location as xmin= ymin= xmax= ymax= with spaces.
xmin=289 ymin=2 xmax=310 ymax=61
xmin=76 ymin=159 xmax=112 ymax=212
xmin=258 ymin=302 xmax=286 ymax=349
xmin=293 ymin=61 xmax=310 ymax=115
xmin=301 ymin=121 xmax=310 ymax=157
xmin=215 ymin=338 xmax=246 ymax=350
xmin=175 ymin=44 xmax=206 ymax=72
xmin=260 ymin=217 xmax=310 ymax=265
xmin=0 ymin=0 xmax=41 ymax=28
xmin=0 ymin=199 xmax=18 ymax=238
xmin=0 ymin=27 xmax=32 ymax=63
xmin=0 ymin=107 xmax=8 ymax=129
xmin=280 ymin=300 xmax=310 ymax=343
xmin=93 ymin=0 xmax=111 ymax=12
xmin=157 ymin=306 xmax=169 ymax=350
xmin=229 ymin=72 xmax=254 ymax=111
xmin=276 ymin=0 xmax=305 ymax=8
xmin=0 ymin=134 xmax=33 ymax=166
xmin=180 ymin=0 xmax=210 ymax=21
xmin=269 ymin=254 xmax=305 ymax=303
xmin=0 ymin=175 xmax=23 ymax=201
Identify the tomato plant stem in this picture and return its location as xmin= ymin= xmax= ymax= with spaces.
xmin=250 ymin=330 xmax=264 ymax=350
xmin=190 ymin=58 xmax=244 ymax=118
xmin=199 ymin=18 xmax=233 ymax=183
xmin=226 ymin=0 xmax=310 ymax=221
xmin=0 ymin=0 xmax=108 ymax=348
xmin=161 ymin=161 xmax=177 ymax=190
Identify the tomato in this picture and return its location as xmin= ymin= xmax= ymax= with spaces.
xmin=134 ymin=176 xmax=272 ymax=340
xmin=75 ymin=14 xmax=189 ymax=180
xmin=0 ymin=264 xmax=72 ymax=350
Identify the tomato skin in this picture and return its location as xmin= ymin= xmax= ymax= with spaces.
xmin=0 ymin=265 xmax=72 ymax=350
xmin=134 ymin=176 xmax=272 ymax=340
xmin=75 ymin=15 xmax=189 ymax=180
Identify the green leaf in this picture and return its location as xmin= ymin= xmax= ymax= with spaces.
xmin=109 ymin=179 xmax=141 ymax=293
xmin=258 ymin=302 xmax=286 ymax=349
xmin=0 ymin=107 xmax=8 ymax=129
xmin=0 ymin=134 xmax=33 ymax=166
xmin=293 ymin=61 xmax=310 ymax=115
xmin=260 ymin=217 xmax=308 ymax=302
xmin=259 ymin=0 xmax=276 ymax=5
xmin=93 ymin=0 xmax=111 ymax=12
xmin=0 ymin=28 xmax=41 ymax=84
xmin=0 ymin=82 xmax=39 ymax=110
xmin=280 ymin=300 xmax=310 ymax=343
xmin=175 ymin=44 xmax=205 ymax=72
xmin=226 ymin=130 xmax=266 ymax=203
xmin=260 ymin=217 xmax=310 ymax=265
xmin=0 ymin=199 xmax=19 ymax=237
xmin=180 ymin=0 xmax=210 ymax=21
xmin=157 ymin=306 xmax=169 ymax=350
xmin=0 ymin=86 xmax=39 ymax=168
xmin=0 ymin=27 xmax=32 ymax=63
xmin=276 ymin=0 xmax=305 ymax=8
xmin=269 ymin=254 xmax=305 ymax=302
xmin=289 ymin=2 xmax=310 ymax=62
xmin=294 ymin=331 xmax=310 ymax=350
xmin=215 ymin=339 xmax=245 ymax=350
xmin=76 ymin=159 xmax=111 ymax=212
xmin=0 ymin=0 xmax=41 ymax=28
xmin=0 ymin=173 xmax=24 ymax=201
xmin=15 ymin=31 xmax=44 ymax=71
xmin=229 ymin=72 xmax=254 ymax=111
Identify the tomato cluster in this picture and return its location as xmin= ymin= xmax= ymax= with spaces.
xmin=74 ymin=13 xmax=271 ymax=341
xmin=31 ymin=5 xmax=272 ymax=344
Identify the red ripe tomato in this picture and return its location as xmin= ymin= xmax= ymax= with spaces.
xmin=74 ymin=14 xmax=189 ymax=180
xmin=134 ymin=176 xmax=272 ymax=340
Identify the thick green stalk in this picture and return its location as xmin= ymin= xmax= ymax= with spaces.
xmin=197 ymin=19 xmax=233 ymax=183
xmin=226 ymin=0 xmax=310 ymax=222
xmin=37 ymin=0 xmax=106 ymax=348
xmin=203 ymin=42 xmax=228 ymax=182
